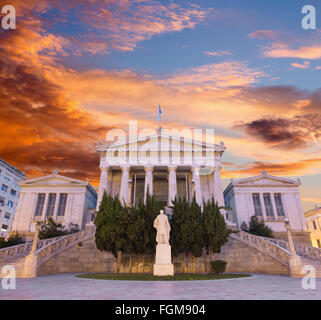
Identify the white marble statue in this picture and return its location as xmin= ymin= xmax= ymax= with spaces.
xmin=153 ymin=210 xmax=171 ymax=244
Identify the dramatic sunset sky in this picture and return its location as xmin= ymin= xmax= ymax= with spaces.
xmin=0 ymin=0 xmax=320 ymax=211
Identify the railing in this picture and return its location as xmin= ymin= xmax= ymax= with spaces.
xmin=0 ymin=236 xmax=62 ymax=261
xmin=36 ymin=226 xmax=96 ymax=266
xmin=231 ymin=230 xmax=290 ymax=266
xmin=262 ymin=237 xmax=321 ymax=261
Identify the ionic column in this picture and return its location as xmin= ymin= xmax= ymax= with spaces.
xmin=213 ymin=167 xmax=226 ymax=218
xmin=191 ymin=166 xmax=202 ymax=206
xmin=96 ymin=167 xmax=109 ymax=210
xmin=168 ymin=166 xmax=177 ymax=206
xmin=144 ymin=166 xmax=154 ymax=202
xmin=119 ymin=166 xmax=130 ymax=205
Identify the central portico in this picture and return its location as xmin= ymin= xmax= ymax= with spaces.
xmin=96 ymin=127 xmax=227 ymax=219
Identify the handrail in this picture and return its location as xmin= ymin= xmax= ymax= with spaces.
xmin=0 ymin=236 xmax=62 ymax=261
xmin=231 ymin=230 xmax=290 ymax=266
xmin=36 ymin=226 xmax=96 ymax=266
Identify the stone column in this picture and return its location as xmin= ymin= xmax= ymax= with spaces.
xmin=144 ymin=166 xmax=154 ymax=202
xmin=168 ymin=166 xmax=177 ymax=206
xmin=285 ymin=220 xmax=303 ymax=278
xmin=119 ymin=166 xmax=130 ymax=205
xmin=22 ymin=223 xmax=40 ymax=278
xmin=96 ymin=167 xmax=109 ymax=210
xmin=191 ymin=166 xmax=202 ymax=206
xmin=213 ymin=167 xmax=226 ymax=219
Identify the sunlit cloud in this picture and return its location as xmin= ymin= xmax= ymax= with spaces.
xmin=291 ymin=61 xmax=310 ymax=69
xmin=204 ymin=51 xmax=232 ymax=57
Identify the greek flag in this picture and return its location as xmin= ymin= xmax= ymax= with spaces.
xmin=158 ymin=103 xmax=162 ymax=123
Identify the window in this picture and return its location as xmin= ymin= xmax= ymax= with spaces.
xmin=252 ymin=193 xmax=262 ymax=216
xmin=263 ymin=193 xmax=274 ymax=217
xmin=46 ymin=194 xmax=56 ymax=217
xmin=57 ymin=194 xmax=67 ymax=216
xmin=274 ymin=193 xmax=285 ymax=216
xmin=7 ymin=200 xmax=13 ymax=208
xmin=317 ymin=240 xmax=321 ymax=248
xmin=1 ymin=224 xmax=8 ymax=231
xmin=10 ymin=189 xmax=16 ymax=197
xmin=0 ymin=196 xmax=4 ymax=206
xmin=4 ymin=176 xmax=10 ymax=182
xmin=1 ymin=184 xmax=8 ymax=192
xmin=34 ymin=193 xmax=46 ymax=217
xmin=4 ymin=212 xmax=10 ymax=220
xmin=313 ymin=220 xmax=317 ymax=230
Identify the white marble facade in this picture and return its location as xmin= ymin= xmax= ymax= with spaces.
xmin=96 ymin=130 xmax=228 ymax=221
xmin=223 ymin=171 xmax=307 ymax=233
xmin=11 ymin=171 xmax=97 ymax=239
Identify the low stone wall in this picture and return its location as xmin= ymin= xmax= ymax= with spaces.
xmin=38 ymin=236 xmax=289 ymax=276
xmin=273 ymin=231 xmax=312 ymax=246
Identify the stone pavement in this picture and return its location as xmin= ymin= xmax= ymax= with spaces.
xmin=0 ymin=273 xmax=321 ymax=300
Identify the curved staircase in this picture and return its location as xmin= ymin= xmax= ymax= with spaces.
xmin=1 ymin=227 xmax=320 ymax=278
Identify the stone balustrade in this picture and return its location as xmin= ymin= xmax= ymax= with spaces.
xmin=231 ymin=230 xmax=290 ymax=266
xmin=36 ymin=226 xmax=96 ymax=266
xmin=0 ymin=236 xmax=62 ymax=261
xmin=262 ymin=236 xmax=321 ymax=261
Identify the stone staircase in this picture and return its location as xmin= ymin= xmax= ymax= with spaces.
xmin=1 ymin=226 xmax=321 ymax=278
xmin=0 ymin=226 xmax=96 ymax=278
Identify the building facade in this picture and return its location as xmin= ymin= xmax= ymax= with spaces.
xmin=96 ymin=130 xmax=234 ymax=225
xmin=224 ymin=171 xmax=311 ymax=244
xmin=304 ymin=205 xmax=321 ymax=248
xmin=0 ymin=158 xmax=25 ymax=238
xmin=11 ymin=171 xmax=97 ymax=240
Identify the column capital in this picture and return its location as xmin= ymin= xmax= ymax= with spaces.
xmin=100 ymin=166 xmax=110 ymax=172
xmin=213 ymin=166 xmax=222 ymax=172
xmin=191 ymin=166 xmax=200 ymax=173
xmin=168 ymin=165 xmax=178 ymax=172
xmin=144 ymin=166 xmax=154 ymax=172
xmin=121 ymin=166 xmax=130 ymax=172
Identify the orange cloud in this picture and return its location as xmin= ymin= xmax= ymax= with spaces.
xmin=263 ymin=43 xmax=321 ymax=59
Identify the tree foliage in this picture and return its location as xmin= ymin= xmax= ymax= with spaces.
xmin=38 ymin=217 xmax=79 ymax=240
xmin=241 ymin=215 xmax=274 ymax=238
xmin=0 ymin=234 xmax=24 ymax=249
xmin=203 ymin=198 xmax=232 ymax=255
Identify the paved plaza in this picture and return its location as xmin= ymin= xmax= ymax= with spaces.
xmin=0 ymin=273 xmax=321 ymax=300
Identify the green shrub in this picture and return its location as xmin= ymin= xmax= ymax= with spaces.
xmin=0 ymin=234 xmax=24 ymax=249
xmin=241 ymin=216 xmax=274 ymax=238
xmin=38 ymin=217 xmax=79 ymax=240
xmin=210 ymin=260 xmax=227 ymax=275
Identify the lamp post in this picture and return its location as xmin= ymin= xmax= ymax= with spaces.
xmin=284 ymin=219 xmax=303 ymax=278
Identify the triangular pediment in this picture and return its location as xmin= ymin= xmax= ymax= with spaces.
xmin=21 ymin=174 xmax=87 ymax=186
xmin=233 ymin=174 xmax=300 ymax=187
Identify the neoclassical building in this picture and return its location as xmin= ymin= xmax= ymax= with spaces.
xmin=11 ymin=171 xmax=97 ymax=239
xmin=96 ymin=129 xmax=232 ymax=224
xmin=224 ymin=171 xmax=311 ymax=244
xmin=304 ymin=205 xmax=321 ymax=248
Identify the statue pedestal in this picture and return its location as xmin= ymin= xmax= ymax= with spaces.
xmin=153 ymin=244 xmax=174 ymax=276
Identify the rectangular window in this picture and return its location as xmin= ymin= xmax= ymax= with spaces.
xmin=1 ymin=224 xmax=8 ymax=231
xmin=1 ymin=184 xmax=8 ymax=192
xmin=274 ymin=193 xmax=285 ymax=216
xmin=4 ymin=176 xmax=10 ymax=182
xmin=313 ymin=220 xmax=317 ymax=230
xmin=0 ymin=196 xmax=4 ymax=206
xmin=57 ymin=194 xmax=67 ymax=217
xmin=46 ymin=194 xmax=56 ymax=217
xmin=252 ymin=193 xmax=262 ymax=216
xmin=7 ymin=200 xmax=13 ymax=208
xmin=34 ymin=193 xmax=46 ymax=217
xmin=263 ymin=193 xmax=274 ymax=217
xmin=10 ymin=189 xmax=16 ymax=197
xmin=4 ymin=213 xmax=10 ymax=220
